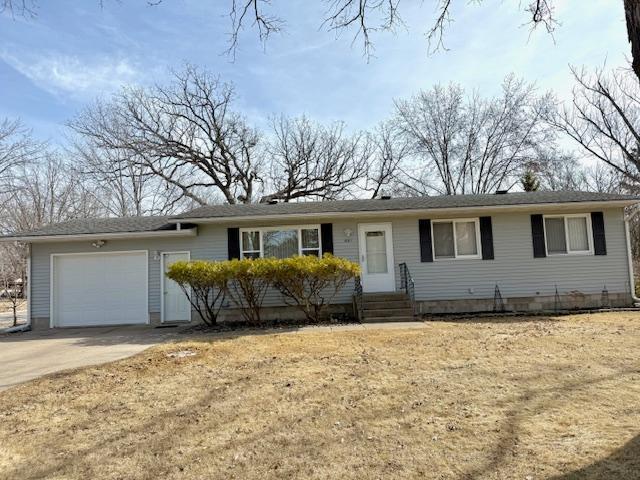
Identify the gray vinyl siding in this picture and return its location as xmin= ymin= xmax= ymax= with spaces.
xmin=30 ymin=207 xmax=632 ymax=319
xmin=30 ymin=224 xmax=226 ymax=318
xmin=390 ymin=207 xmax=631 ymax=300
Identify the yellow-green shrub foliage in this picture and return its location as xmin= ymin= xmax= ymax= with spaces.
xmin=166 ymin=260 xmax=229 ymax=326
xmin=166 ymin=255 xmax=360 ymax=326
xmin=222 ymin=258 xmax=280 ymax=325
xmin=270 ymin=254 xmax=360 ymax=323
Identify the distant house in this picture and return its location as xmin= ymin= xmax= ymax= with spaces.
xmin=1 ymin=191 xmax=638 ymax=329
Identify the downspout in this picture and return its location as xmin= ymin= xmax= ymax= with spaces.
xmin=623 ymin=210 xmax=640 ymax=304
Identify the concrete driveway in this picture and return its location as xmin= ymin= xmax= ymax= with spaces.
xmin=0 ymin=325 xmax=186 ymax=392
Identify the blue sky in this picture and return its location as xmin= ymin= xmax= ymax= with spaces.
xmin=0 ymin=0 xmax=629 ymax=144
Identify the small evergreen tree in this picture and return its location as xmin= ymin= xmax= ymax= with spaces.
xmin=521 ymin=169 xmax=540 ymax=192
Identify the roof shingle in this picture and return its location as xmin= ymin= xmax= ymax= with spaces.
xmin=173 ymin=191 xmax=639 ymax=220
xmin=3 ymin=191 xmax=638 ymax=239
xmin=4 ymin=216 xmax=173 ymax=238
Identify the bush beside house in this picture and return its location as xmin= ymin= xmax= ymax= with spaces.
xmin=167 ymin=255 xmax=360 ymax=326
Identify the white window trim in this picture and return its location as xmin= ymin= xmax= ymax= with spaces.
xmin=543 ymin=213 xmax=594 ymax=256
xmin=239 ymin=224 xmax=322 ymax=259
xmin=431 ymin=218 xmax=482 ymax=261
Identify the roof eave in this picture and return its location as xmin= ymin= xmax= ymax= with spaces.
xmin=169 ymin=199 xmax=639 ymax=224
xmin=0 ymin=227 xmax=198 ymax=243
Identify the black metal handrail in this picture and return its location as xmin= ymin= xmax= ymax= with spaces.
xmin=353 ymin=275 xmax=364 ymax=321
xmin=399 ymin=262 xmax=416 ymax=317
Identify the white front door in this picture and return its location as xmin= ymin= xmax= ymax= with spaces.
xmin=358 ymin=223 xmax=395 ymax=292
xmin=162 ymin=252 xmax=191 ymax=322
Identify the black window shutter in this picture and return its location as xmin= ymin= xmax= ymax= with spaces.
xmin=479 ymin=216 xmax=494 ymax=260
xmin=530 ymin=214 xmax=546 ymax=258
xmin=591 ymin=212 xmax=607 ymax=255
xmin=419 ymin=219 xmax=433 ymax=262
xmin=321 ymin=223 xmax=334 ymax=255
xmin=228 ymin=227 xmax=240 ymax=260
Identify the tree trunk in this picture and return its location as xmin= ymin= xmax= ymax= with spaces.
xmin=12 ymin=303 xmax=17 ymax=327
xmin=625 ymin=0 xmax=640 ymax=82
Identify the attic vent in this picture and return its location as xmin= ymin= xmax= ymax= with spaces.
xmin=495 ymin=190 xmax=509 ymax=195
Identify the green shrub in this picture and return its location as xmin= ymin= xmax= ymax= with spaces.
xmin=166 ymin=260 xmax=228 ymax=326
xmin=271 ymin=254 xmax=360 ymax=323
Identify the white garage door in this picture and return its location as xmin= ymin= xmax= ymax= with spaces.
xmin=52 ymin=251 xmax=148 ymax=327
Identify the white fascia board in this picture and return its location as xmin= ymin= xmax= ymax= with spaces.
xmin=0 ymin=227 xmax=198 ymax=243
xmin=168 ymin=200 xmax=638 ymax=225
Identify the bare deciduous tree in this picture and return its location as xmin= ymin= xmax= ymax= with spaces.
xmin=0 ymin=0 xmax=36 ymax=17
xmin=0 ymin=118 xmax=42 ymax=192
xmin=394 ymin=75 xmax=552 ymax=195
xmin=527 ymin=150 xmax=588 ymax=192
xmin=0 ymin=243 xmax=26 ymax=327
xmin=226 ymin=0 xmax=284 ymax=58
xmin=7 ymin=2 xmax=638 ymax=81
xmin=363 ymin=120 xmax=409 ymax=198
xmin=544 ymin=66 xmax=640 ymax=192
xmin=584 ymin=163 xmax=625 ymax=193
xmin=70 ymin=139 xmax=192 ymax=216
xmin=0 ymin=155 xmax=102 ymax=235
xmin=223 ymin=0 xmax=558 ymax=60
xmin=261 ymin=116 xmax=372 ymax=202
xmin=69 ymin=66 xmax=263 ymax=206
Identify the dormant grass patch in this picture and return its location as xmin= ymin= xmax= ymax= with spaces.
xmin=0 ymin=312 xmax=639 ymax=479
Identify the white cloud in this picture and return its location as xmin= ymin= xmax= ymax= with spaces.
xmin=0 ymin=49 xmax=142 ymax=98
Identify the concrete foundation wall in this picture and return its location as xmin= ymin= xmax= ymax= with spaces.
xmin=418 ymin=292 xmax=631 ymax=315
xmin=30 ymin=292 xmax=631 ymax=330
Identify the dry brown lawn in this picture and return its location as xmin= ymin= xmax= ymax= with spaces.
xmin=1 ymin=313 xmax=639 ymax=479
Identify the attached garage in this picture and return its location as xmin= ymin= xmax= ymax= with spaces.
xmin=51 ymin=251 xmax=148 ymax=328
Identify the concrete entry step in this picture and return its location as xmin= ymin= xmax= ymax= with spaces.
xmin=362 ymin=292 xmax=409 ymax=302
xmin=359 ymin=291 xmax=415 ymax=322
xmin=363 ymin=300 xmax=412 ymax=310
xmin=363 ymin=308 xmax=414 ymax=317
xmin=362 ymin=315 xmax=415 ymax=323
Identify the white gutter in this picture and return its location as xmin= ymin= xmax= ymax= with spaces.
xmin=624 ymin=209 xmax=640 ymax=303
xmin=0 ymin=227 xmax=198 ymax=243
xmin=170 ymin=200 xmax=639 ymax=224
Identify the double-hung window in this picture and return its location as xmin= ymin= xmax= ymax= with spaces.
xmin=431 ymin=218 xmax=481 ymax=260
xmin=240 ymin=226 xmax=321 ymax=259
xmin=544 ymin=214 xmax=592 ymax=255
